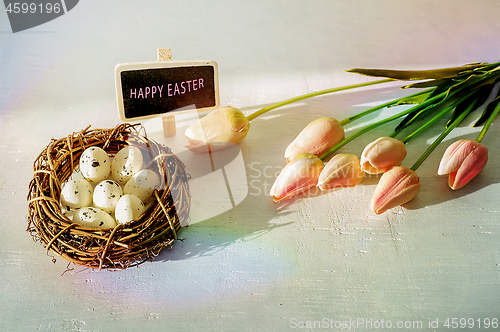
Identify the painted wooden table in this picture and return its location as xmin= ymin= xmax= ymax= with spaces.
xmin=1 ymin=1 xmax=499 ymax=331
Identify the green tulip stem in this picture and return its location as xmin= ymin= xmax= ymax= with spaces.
xmin=319 ymin=107 xmax=418 ymax=161
xmin=410 ymin=101 xmax=476 ymax=172
xmin=338 ymin=89 xmax=431 ymax=126
xmin=319 ymin=89 xmax=449 ymax=161
xmin=476 ymin=101 xmax=500 ymax=143
xmin=400 ymin=107 xmax=453 ymax=144
xmin=246 ymin=79 xmax=393 ymax=122
xmin=400 ymin=87 xmax=483 ymax=144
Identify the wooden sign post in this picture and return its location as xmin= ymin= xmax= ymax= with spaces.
xmin=157 ymin=48 xmax=176 ymax=136
xmin=115 ymin=48 xmax=220 ymax=137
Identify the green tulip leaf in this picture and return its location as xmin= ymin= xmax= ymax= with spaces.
xmin=392 ymin=78 xmax=471 ymax=131
xmin=446 ymin=84 xmax=494 ymax=128
xmin=473 ymin=89 xmax=500 ymax=127
xmin=402 ymin=79 xmax=447 ymax=89
xmin=394 ymin=94 xmax=448 ymax=131
xmin=405 ymin=62 xmax=500 ymax=91
xmin=392 ymin=74 xmax=478 ymax=131
xmin=392 ymin=90 xmax=433 ymax=106
xmin=345 ymin=63 xmax=488 ymax=81
xmin=427 ymin=79 xmax=464 ymax=98
xmin=441 ymin=71 xmax=498 ymax=103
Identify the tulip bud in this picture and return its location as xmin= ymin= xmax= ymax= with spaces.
xmin=270 ymin=153 xmax=324 ymax=202
xmin=360 ymin=137 xmax=407 ymax=174
xmin=284 ymin=117 xmax=344 ymax=162
xmin=317 ymin=153 xmax=364 ymax=190
xmin=437 ymin=139 xmax=488 ymax=190
xmin=185 ymin=106 xmax=250 ymax=153
xmin=370 ymin=166 xmax=420 ymax=214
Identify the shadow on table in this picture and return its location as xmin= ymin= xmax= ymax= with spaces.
xmin=155 ymin=190 xmax=296 ymax=262
xmin=404 ymin=164 xmax=500 ymax=212
xmin=156 ymin=83 xmax=499 ymax=261
xmin=400 ymin=129 xmax=500 ymax=211
xmin=152 ymin=87 xmax=390 ymax=262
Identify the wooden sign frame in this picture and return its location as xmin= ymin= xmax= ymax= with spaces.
xmin=115 ymin=60 xmax=220 ymax=122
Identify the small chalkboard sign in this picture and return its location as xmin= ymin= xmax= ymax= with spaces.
xmin=115 ymin=60 xmax=220 ymax=122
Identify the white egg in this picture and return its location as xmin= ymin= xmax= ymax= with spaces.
xmin=93 ymin=180 xmax=123 ymax=214
xmin=73 ymin=207 xmax=117 ymax=229
xmin=123 ymin=169 xmax=161 ymax=203
xmin=111 ymin=146 xmax=144 ymax=185
xmin=79 ymin=146 xmax=111 ymax=183
xmin=60 ymin=178 xmax=93 ymax=211
xmin=114 ymin=194 xmax=146 ymax=225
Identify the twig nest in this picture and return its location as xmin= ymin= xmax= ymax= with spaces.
xmin=27 ymin=123 xmax=191 ymax=270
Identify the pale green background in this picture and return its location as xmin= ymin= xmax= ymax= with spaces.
xmin=1 ymin=1 xmax=499 ymax=331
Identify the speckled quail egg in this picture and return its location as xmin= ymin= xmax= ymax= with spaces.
xmin=111 ymin=146 xmax=144 ymax=185
xmin=114 ymin=194 xmax=146 ymax=225
xmin=60 ymin=178 xmax=93 ymax=211
xmin=123 ymin=169 xmax=161 ymax=203
xmin=73 ymin=207 xmax=117 ymax=229
xmin=79 ymin=146 xmax=111 ymax=183
xmin=92 ymin=180 xmax=123 ymax=214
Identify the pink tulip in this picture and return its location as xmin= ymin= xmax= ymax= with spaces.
xmin=437 ymin=139 xmax=488 ymax=190
xmin=270 ymin=153 xmax=324 ymax=202
xmin=371 ymin=166 xmax=420 ymax=214
xmin=284 ymin=117 xmax=344 ymax=162
xmin=317 ymin=153 xmax=364 ymax=190
xmin=360 ymin=137 xmax=407 ymax=174
xmin=185 ymin=106 xmax=250 ymax=153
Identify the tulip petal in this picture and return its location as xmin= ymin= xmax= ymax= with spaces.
xmin=371 ymin=166 xmax=420 ymax=214
xmin=271 ymin=153 xmax=324 ymax=202
xmin=360 ymin=137 xmax=407 ymax=174
xmin=284 ymin=117 xmax=344 ymax=162
xmin=448 ymin=144 xmax=488 ymax=189
xmin=437 ymin=139 xmax=480 ymax=175
xmin=317 ymin=153 xmax=364 ymax=190
xmin=185 ymin=106 xmax=249 ymax=153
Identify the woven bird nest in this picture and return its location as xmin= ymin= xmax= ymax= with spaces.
xmin=27 ymin=123 xmax=190 ymax=270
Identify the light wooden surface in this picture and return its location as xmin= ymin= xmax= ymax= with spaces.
xmin=1 ymin=1 xmax=500 ymax=331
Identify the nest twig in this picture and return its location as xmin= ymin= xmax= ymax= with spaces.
xmin=27 ymin=123 xmax=190 ymax=270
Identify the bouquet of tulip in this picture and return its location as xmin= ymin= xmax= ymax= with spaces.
xmin=185 ymin=62 xmax=500 ymax=214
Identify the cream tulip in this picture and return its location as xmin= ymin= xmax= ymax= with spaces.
xmin=370 ymin=166 xmax=420 ymax=214
xmin=185 ymin=106 xmax=250 ymax=153
xmin=270 ymin=153 xmax=324 ymax=202
xmin=360 ymin=137 xmax=407 ymax=174
xmin=317 ymin=153 xmax=364 ymax=190
xmin=284 ymin=117 xmax=344 ymax=162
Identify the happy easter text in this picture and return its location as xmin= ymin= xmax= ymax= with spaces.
xmin=129 ymin=78 xmax=205 ymax=99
